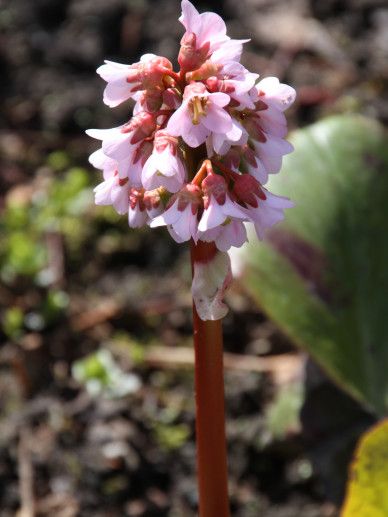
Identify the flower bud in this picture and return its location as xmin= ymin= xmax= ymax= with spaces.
xmin=186 ymin=61 xmax=221 ymax=82
xmin=129 ymin=187 xmax=145 ymax=211
xmin=178 ymin=32 xmax=210 ymax=72
xmin=121 ymin=112 xmax=156 ymax=144
xmin=201 ymin=174 xmax=227 ymax=209
xmin=233 ymin=174 xmax=266 ymax=208
xmin=242 ymin=116 xmax=267 ymax=143
xmin=162 ymin=88 xmax=182 ymax=110
xmin=143 ymin=192 xmax=158 ymax=210
xmin=127 ymin=56 xmax=173 ymax=90
xmin=176 ymin=183 xmax=202 ymax=212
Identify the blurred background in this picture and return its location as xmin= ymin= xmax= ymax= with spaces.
xmin=1 ymin=0 xmax=387 ymax=516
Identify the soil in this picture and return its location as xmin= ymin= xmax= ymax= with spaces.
xmin=0 ymin=0 xmax=386 ymax=515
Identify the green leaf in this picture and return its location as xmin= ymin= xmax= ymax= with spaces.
xmin=2 ymin=307 xmax=24 ymax=339
xmin=153 ymin=423 xmax=190 ymax=451
xmin=239 ymin=115 xmax=388 ymax=414
xmin=72 ymin=350 xmax=141 ymax=398
xmin=5 ymin=232 xmax=46 ymax=277
xmin=265 ymin=380 xmax=304 ymax=440
xmin=341 ymin=419 xmax=388 ymax=516
xmin=46 ymin=150 xmax=71 ymax=171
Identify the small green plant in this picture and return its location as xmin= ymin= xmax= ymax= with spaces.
xmin=2 ymin=306 xmax=24 ymax=339
xmin=72 ymin=349 xmax=141 ymax=398
xmin=265 ymin=381 xmax=304 ymax=440
xmin=0 ymin=165 xmax=92 ymax=282
xmin=153 ymin=423 xmax=191 ymax=451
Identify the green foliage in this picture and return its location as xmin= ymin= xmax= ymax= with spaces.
xmin=153 ymin=423 xmax=190 ymax=451
xmin=265 ymin=381 xmax=304 ymax=439
xmin=2 ymin=307 xmax=24 ymax=339
xmin=341 ymin=420 xmax=388 ymax=516
xmin=0 ymin=163 xmax=92 ymax=281
xmin=42 ymin=289 xmax=70 ymax=323
xmin=72 ymin=349 xmax=141 ymax=398
xmin=239 ymin=115 xmax=388 ymax=415
xmin=4 ymin=232 xmax=46 ymax=278
xmin=46 ymin=150 xmax=71 ymax=171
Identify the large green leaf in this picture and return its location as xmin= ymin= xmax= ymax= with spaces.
xmin=341 ymin=419 xmax=388 ymax=516
xmin=239 ymin=115 xmax=388 ymax=414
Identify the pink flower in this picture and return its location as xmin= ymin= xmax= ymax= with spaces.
xmin=142 ymin=131 xmax=187 ymax=193
xmin=150 ymin=184 xmax=202 ymax=243
xmin=253 ymin=105 xmax=289 ymax=139
xmin=199 ymin=219 xmax=248 ymax=252
xmin=234 ymin=175 xmax=294 ymax=239
xmin=128 ymin=188 xmax=148 ymax=228
xmin=167 ymin=83 xmax=232 ymax=148
xmin=87 ymin=0 xmax=296 ymax=320
xmin=126 ymin=141 xmax=154 ymax=187
xmin=253 ymin=77 xmax=296 ymax=112
xmin=178 ymin=0 xmax=226 ymax=72
xmin=248 ymin=190 xmax=294 ymax=240
xmin=209 ymin=39 xmax=250 ymax=69
xmin=206 ymin=118 xmax=247 ymax=156
xmin=178 ymin=1 xmax=248 ymax=71
xmin=215 ymin=220 xmax=247 ymax=251
xmin=198 ymin=174 xmax=246 ymax=233
xmin=249 ymin=137 xmax=294 ymax=184
xmin=97 ymin=55 xmax=173 ymax=108
xmin=89 ymin=142 xmax=152 ymax=188
xmin=189 ymin=61 xmax=257 ymax=110
xmin=93 ymin=169 xmax=130 ymax=215
xmin=93 ymin=172 xmax=116 ymax=207
xmin=180 ymin=0 xmax=227 ymax=50
xmin=88 ymin=148 xmax=117 ymax=180
xmin=212 ymin=62 xmax=258 ymax=109
xmin=89 ymin=149 xmax=130 ymax=214
xmin=86 ymin=112 xmax=156 ymax=162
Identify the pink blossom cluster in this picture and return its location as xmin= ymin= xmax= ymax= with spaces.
xmin=87 ymin=0 xmax=295 ymax=319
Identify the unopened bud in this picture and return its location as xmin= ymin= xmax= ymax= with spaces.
xmin=205 ymin=77 xmax=219 ymax=92
xmin=178 ymin=32 xmax=210 ymax=72
xmin=129 ymin=187 xmax=145 ymax=211
xmin=142 ymin=89 xmax=163 ymax=112
xmin=154 ymin=131 xmax=179 ymax=155
xmin=186 ymin=61 xmax=221 ymax=82
xmin=202 ymin=174 xmax=227 ymax=208
xmin=243 ymin=117 xmax=267 ymax=143
xmin=223 ymin=148 xmax=241 ymax=170
xmin=233 ymin=174 xmax=266 ymax=208
xmin=121 ymin=112 xmax=156 ymax=144
xmin=176 ymin=183 xmax=202 ymax=212
xmin=163 ymin=88 xmax=182 ymax=110
xmin=127 ymin=57 xmax=173 ymax=91
xmin=143 ymin=188 xmax=162 ymax=210
xmin=241 ymin=145 xmax=257 ymax=167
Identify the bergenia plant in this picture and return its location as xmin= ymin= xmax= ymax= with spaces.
xmin=87 ymin=1 xmax=295 ymax=514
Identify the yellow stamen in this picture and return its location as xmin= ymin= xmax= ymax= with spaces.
xmin=190 ymin=96 xmax=208 ymax=125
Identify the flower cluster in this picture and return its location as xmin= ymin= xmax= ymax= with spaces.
xmin=87 ymin=0 xmax=295 ymax=319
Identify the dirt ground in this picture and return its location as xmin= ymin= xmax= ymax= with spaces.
xmin=0 ymin=0 xmax=386 ymax=515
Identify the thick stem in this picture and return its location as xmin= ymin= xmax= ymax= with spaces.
xmin=191 ymin=240 xmax=230 ymax=517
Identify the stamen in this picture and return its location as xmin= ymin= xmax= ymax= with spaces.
xmin=190 ymin=96 xmax=208 ymax=125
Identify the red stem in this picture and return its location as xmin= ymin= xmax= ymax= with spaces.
xmin=191 ymin=240 xmax=230 ymax=517
xmin=191 ymin=159 xmax=212 ymax=186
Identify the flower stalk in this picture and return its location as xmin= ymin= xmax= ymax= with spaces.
xmin=191 ymin=240 xmax=230 ymax=517
xmin=86 ymin=1 xmax=295 ymax=513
